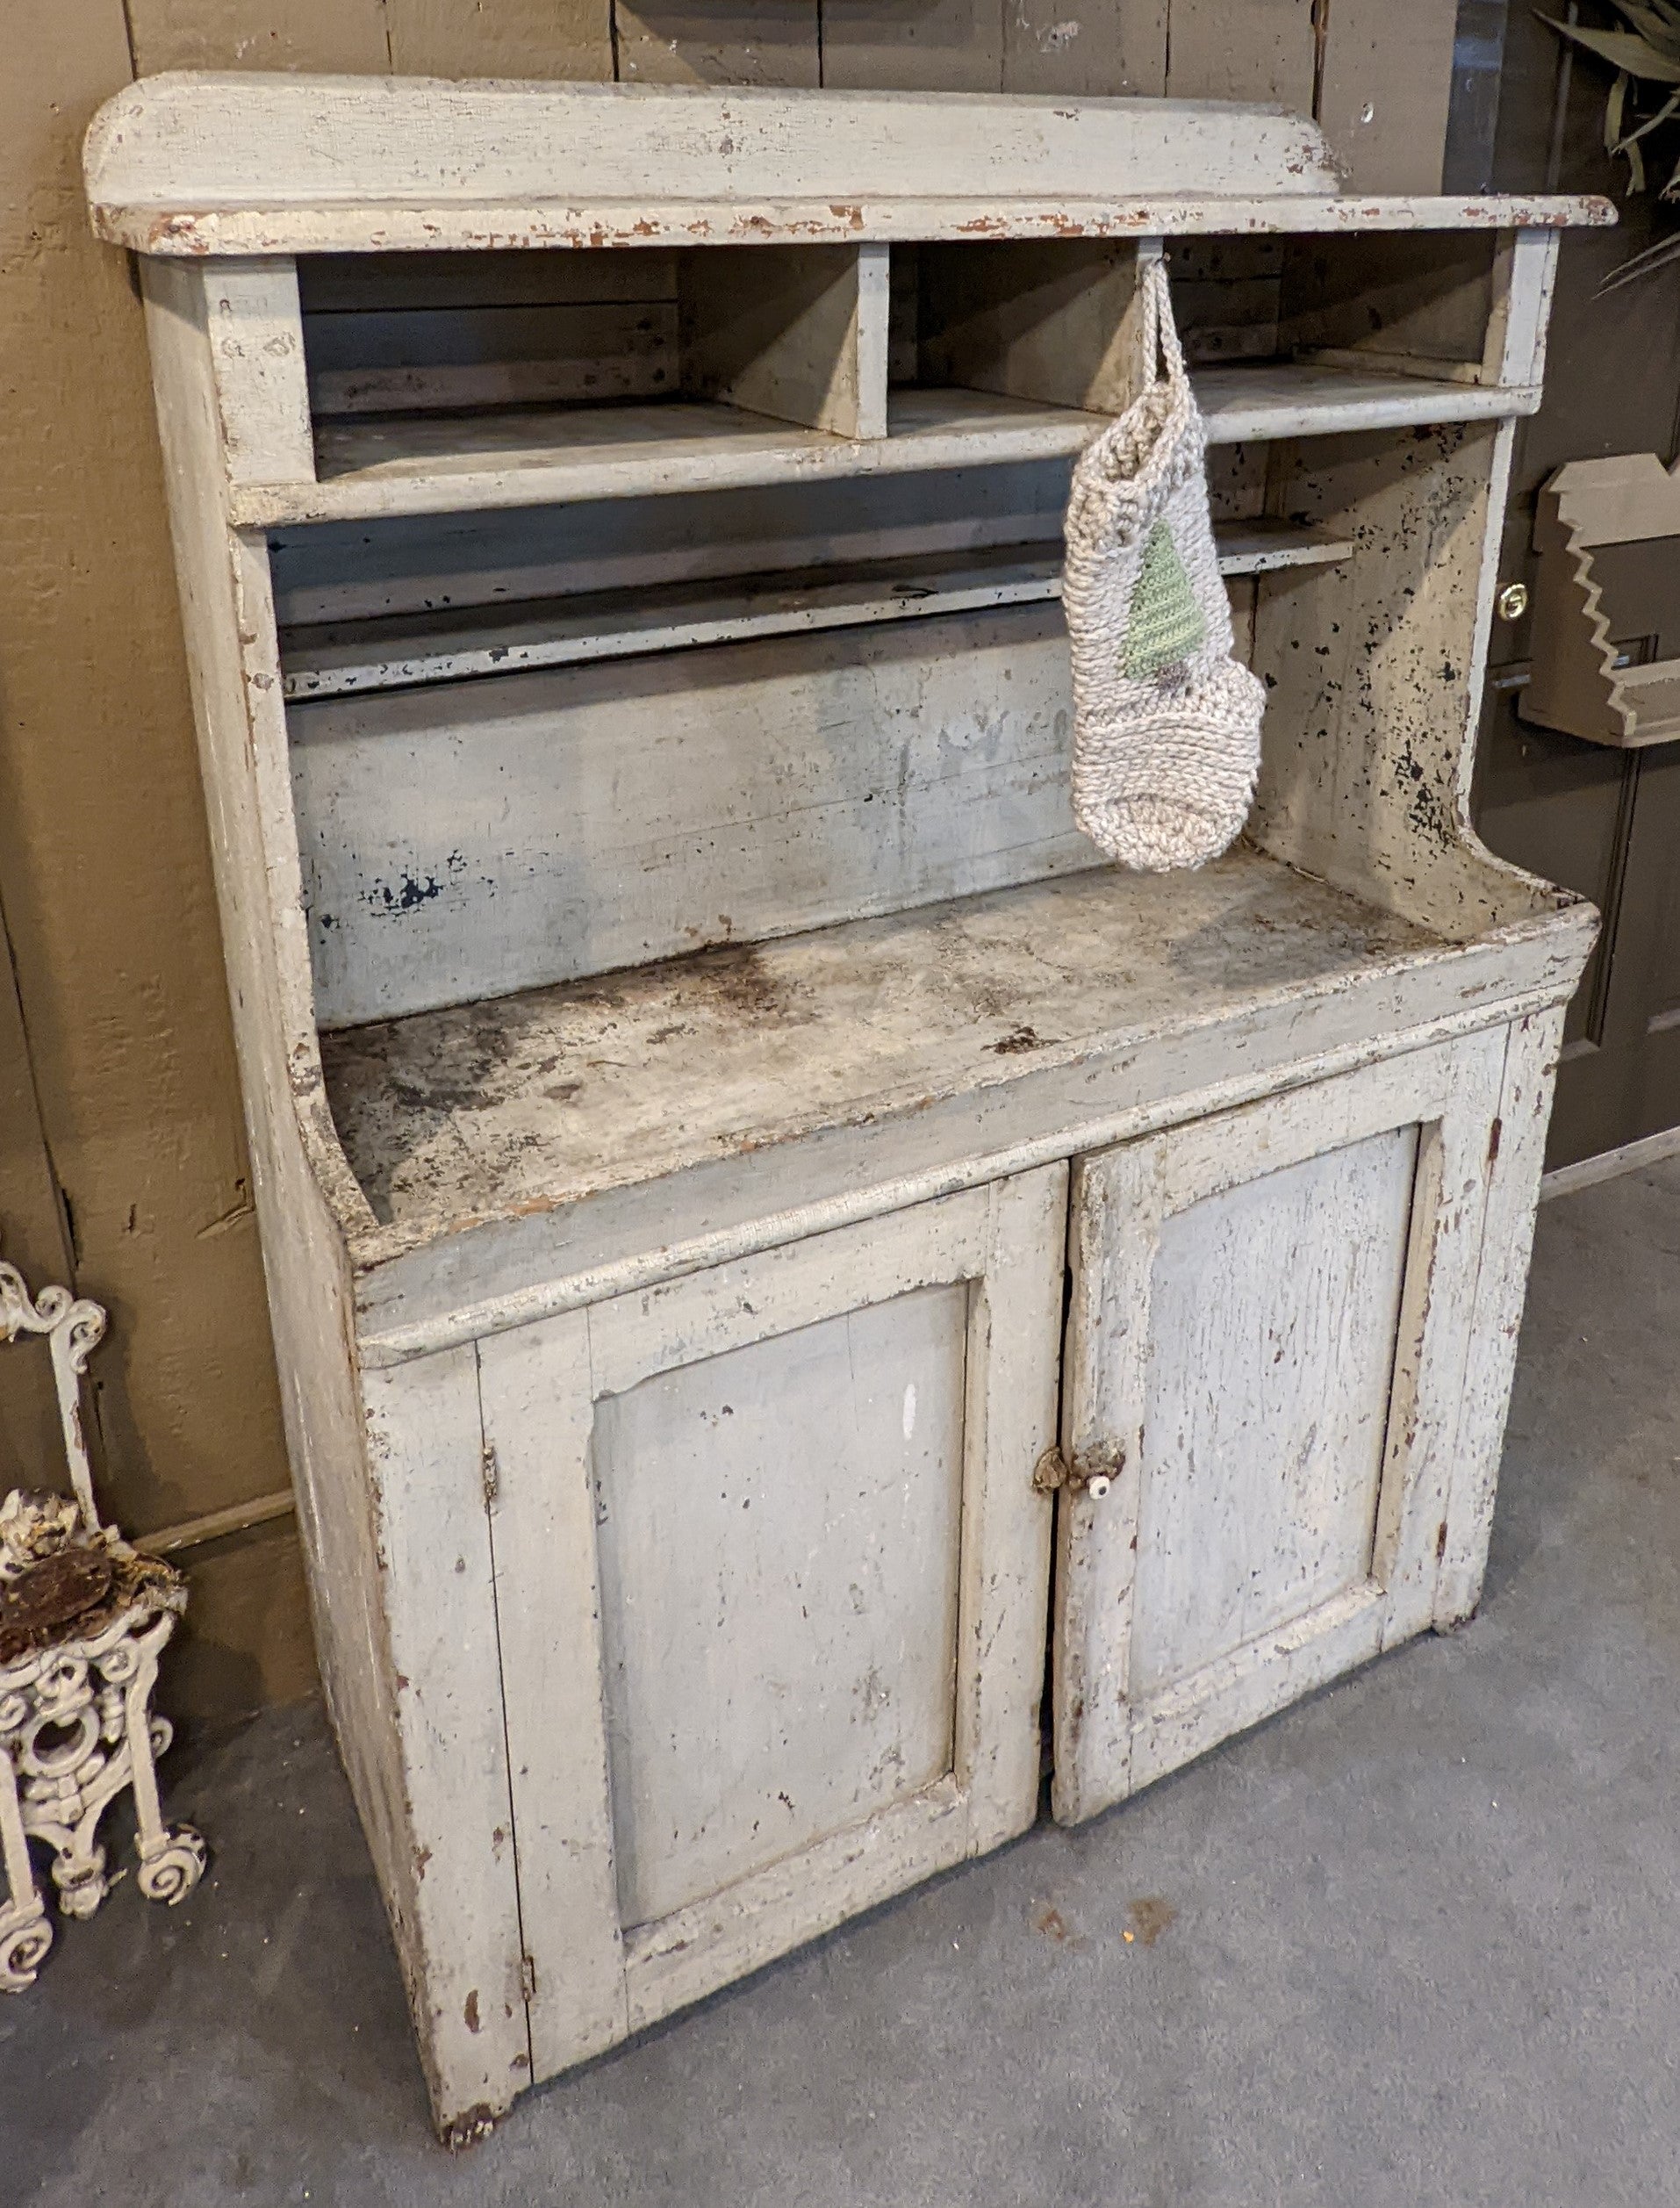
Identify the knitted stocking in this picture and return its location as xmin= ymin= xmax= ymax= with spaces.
xmin=1061 ymin=257 xmax=1266 ymax=872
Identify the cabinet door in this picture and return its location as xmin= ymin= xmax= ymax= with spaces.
xmin=479 ymin=1166 xmax=1065 ymax=2082
xmin=1052 ymin=1033 xmax=1508 ymax=1825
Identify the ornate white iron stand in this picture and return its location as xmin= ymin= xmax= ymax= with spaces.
xmin=0 ymin=1256 xmax=205 ymax=1991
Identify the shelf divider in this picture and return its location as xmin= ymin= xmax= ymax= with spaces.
xmin=680 ymin=243 xmax=891 ymax=442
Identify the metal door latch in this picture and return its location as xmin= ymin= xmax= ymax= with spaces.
xmin=1032 ymin=1444 xmax=1124 ymax=1500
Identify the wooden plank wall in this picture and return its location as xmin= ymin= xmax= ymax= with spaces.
xmin=0 ymin=0 xmax=1457 ymax=1722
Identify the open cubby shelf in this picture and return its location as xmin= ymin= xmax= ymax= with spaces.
xmin=242 ymin=365 xmax=1542 ymax=529
xmin=280 ymin=522 xmax=1354 ymax=699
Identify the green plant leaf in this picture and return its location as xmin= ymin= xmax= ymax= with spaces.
xmin=1595 ymin=227 xmax=1680 ymax=287
xmin=1616 ymin=2 xmax=1680 ymax=62
xmin=1616 ymin=84 xmax=1680 ymax=142
xmin=1537 ymin=14 xmax=1680 ymax=81
xmin=1608 ymin=65 xmax=1630 ymax=152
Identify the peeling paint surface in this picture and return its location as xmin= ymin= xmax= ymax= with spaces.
xmin=320 ymin=850 xmax=1440 ymax=1257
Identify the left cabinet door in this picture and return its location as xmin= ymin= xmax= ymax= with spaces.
xmin=478 ymin=1166 xmax=1066 ymax=2083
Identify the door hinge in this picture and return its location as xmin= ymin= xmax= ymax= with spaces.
xmin=519 ymin=1953 xmax=537 ymax=2003
xmin=1033 ymin=1443 xmax=1123 ymax=1500
xmin=481 ymin=1442 xmax=499 ymax=1507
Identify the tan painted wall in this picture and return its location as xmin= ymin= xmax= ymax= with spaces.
xmin=0 ymin=0 xmax=1457 ymax=1721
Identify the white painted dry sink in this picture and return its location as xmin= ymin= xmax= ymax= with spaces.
xmin=85 ymin=76 xmax=1607 ymax=2135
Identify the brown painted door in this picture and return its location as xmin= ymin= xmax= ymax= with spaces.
xmin=1456 ymin=4 xmax=1680 ymax=1166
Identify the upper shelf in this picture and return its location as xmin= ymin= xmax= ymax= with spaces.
xmin=85 ymin=76 xmax=1610 ymax=258
xmin=233 ymin=372 xmax=1543 ymax=529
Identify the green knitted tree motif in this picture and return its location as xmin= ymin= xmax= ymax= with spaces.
xmin=1122 ymin=520 xmax=1206 ymax=680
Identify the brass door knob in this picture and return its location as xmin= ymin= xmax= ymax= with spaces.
xmin=1496 ymin=582 xmax=1529 ymax=622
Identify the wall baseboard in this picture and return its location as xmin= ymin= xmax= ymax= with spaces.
xmin=1540 ymin=1124 xmax=1680 ymax=1203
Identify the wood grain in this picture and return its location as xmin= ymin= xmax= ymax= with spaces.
xmin=387 ymin=0 xmax=614 ymax=78
xmin=1164 ymin=0 xmax=1316 ymax=106
xmin=0 ymin=907 xmax=75 ymax=1496
xmin=1002 ymin=0 xmax=1167 ymax=95
xmin=0 ymin=0 xmax=299 ymax=1715
xmin=122 ymin=0 xmax=390 ymax=71
xmin=822 ymin=0 xmax=1004 ymax=91
xmin=615 ymin=0 xmax=821 ymax=85
xmin=290 ymin=603 xmax=1088 ymax=1026
xmin=1317 ymin=0 xmax=1458 ymax=194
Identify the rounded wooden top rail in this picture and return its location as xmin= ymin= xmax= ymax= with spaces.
xmin=83 ymin=75 xmax=1612 ymax=258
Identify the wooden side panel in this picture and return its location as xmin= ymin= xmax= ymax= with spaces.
xmin=594 ymin=1281 xmax=969 ymax=1928
xmin=1317 ymin=0 xmax=1458 ymax=194
xmin=1002 ymin=0 xmax=1167 ymax=95
xmin=918 ymin=240 xmax=1145 ymax=415
xmin=615 ymin=0 xmax=821 ymax=85
xmin=289 ymin=603 xmax=1088 ymax=1028
xmin=681 ymin=243 xmax=889 ymax=439
xmin=821 ymin=0 xmax=1004 ymax=91
xmin=363 ymin=1350 xmax=529 ymax=2118
xmin=1164 ymin=0 xmax=1316 ymax=106
xmin=1250 ymin=421 xmax=1523 ymax=939
xmin=1131 ymin=1128 xmax=1416 ymax=1696
xmin=1436 ymin=1008 xmax=1563 ymax=1624
xmin=139 ymin=259 xmax=499 ymax=2130
xmin=475 ymin=1309 xmax=628 ymax=2081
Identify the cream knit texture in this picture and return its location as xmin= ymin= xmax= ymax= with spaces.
xmin=1062 ymin=260 xmax=1267 ymax=872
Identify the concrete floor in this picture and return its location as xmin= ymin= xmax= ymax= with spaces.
xmin=4 ymin=1158 xmax=1679 ymax=2208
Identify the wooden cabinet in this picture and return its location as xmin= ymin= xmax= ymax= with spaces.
xmin=89 ymin=75 xmax=1605 ymax=2133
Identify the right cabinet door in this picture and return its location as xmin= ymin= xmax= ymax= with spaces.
xmin=1052 ymin=1030 xmax=1511 ymax=1825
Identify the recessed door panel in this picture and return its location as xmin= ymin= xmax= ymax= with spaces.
xmin=1132 ymin=1127 xmax=1416 ymax=1696
xmin=593 ymin=1282 xmax=967 ymax=1929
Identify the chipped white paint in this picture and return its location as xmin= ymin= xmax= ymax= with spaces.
xmin=1052 ymin=1031 xmax=1509 ymax=1823
xmin=482 ymin=1175 xmax=1062 ymax=2070
xmin=83 ymin=77 xmax=1605 ymax=259
xmin=95 ymin=77 xmax=1604 ymax=2133
xmin=279 ymin=527 xmax=1355 ymax=701
xmin=234 ymin=370 xmax=1548 ymax=529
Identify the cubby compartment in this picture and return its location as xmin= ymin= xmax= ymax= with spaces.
xmin=233 ymin=224 xmax=1556 ymax=529
xmin=898 ymin=236 xmax=1144 ymax=416
xmin=302 ymin=239 xmax=892 ymax=486
xmin=1162 ymin=227 xmax=1530 ymax=440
